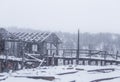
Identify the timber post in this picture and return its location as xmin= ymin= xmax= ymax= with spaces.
xmin=46 ymin=50 xmax=49 ymax=66
xmin=116 ymin=51 xmax=119 ymax=60
xmin=52 ymin=53 xmax=55 ymax=66
xmin=76 ymin=29 xmax=80 ymax=65
xmin=21 ymin=42 xmax=25 ymax=69
xmin=5 ymin=47 xmax=9 ymax=72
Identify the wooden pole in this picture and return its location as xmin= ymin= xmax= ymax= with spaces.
xmin=5 ymin=47 xmax=8 ymax=72
xmin=21 ymin=42 xmax=25 ymax=69
xmin=116 ymin=51 xmax=119 ymax=60
xmin=50 ymin=43 xmax=52 ymax=56
xmin=76 ymin=29 xmax=80 ymax=65
xmin=52 ymin=53 xmax=55 ymax=66
xmin=4 ymin=40 xmax=8 ymax=72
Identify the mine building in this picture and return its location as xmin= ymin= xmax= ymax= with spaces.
xmin=0 ymin=28 xmax=62 ymax=72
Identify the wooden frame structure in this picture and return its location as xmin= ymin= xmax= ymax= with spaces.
xmin=0 ymin=28 xmax=62 ymax=72
xmin=0 ymin=28 xmax=120 ymax=73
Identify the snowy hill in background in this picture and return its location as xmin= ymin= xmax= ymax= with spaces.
xmin=56 ymin=31 xmax=120 ymax=54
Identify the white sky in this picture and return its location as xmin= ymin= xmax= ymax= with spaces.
xmin=0 ymin=0 xmax=120 ymax=33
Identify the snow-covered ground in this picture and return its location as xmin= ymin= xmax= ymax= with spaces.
xmin=1 ymin=65 xmax=120 ymax=82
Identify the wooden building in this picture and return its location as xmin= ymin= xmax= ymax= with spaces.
xmin=0 ymin=28 xmax=62 ymax=72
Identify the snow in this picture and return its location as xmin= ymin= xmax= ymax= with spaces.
xmin=1 ymin=65 xmax=120 ymax=82
xmin=1 ymin=77 xmax=49 ymax=82
xmin=0 ymin=55 xmax=22 ymax=61
xmin=11 ymin=66 xmax=77 ymax=77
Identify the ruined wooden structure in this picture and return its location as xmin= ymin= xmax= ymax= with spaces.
xmin=0 ymin=28 xmax=120 ymax=72
xmin=46 ymin=29 xmax=120 ymax=66
xmin=47 ymin=49 xmax=120 ymax=66
xmin=0 ymin=28 xmax=61 ymax=72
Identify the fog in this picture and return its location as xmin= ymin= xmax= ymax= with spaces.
xmin=0 ymin=0 xmax=120 ymax=33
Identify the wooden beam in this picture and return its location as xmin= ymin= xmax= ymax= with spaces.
xmin=76 ymin=29 xmax=80 ymax=65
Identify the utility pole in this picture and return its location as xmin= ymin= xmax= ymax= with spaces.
xmin=76 ymin=29 xmax=80 ymax=65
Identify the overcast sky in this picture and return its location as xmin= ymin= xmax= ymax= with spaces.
xmin=0 ymin=0 xmax=120 ymax=33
